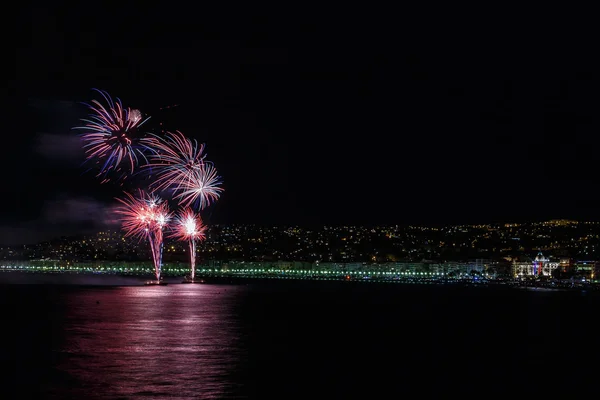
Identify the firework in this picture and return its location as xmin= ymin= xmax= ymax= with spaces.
xmin=143 ymin=131 xmax=207 ymax=192
xmin=116 ymin=190 xmax=171 ymax=281
xmin=143 ymin=130 xmax=223 ymax=210
xmin=170 ymin=208 xmax=206 ymax=280
xmin=173 ymin=162 xmax=224 ymax=210
xmin=74 ymin=89 xmax=151 ymax=180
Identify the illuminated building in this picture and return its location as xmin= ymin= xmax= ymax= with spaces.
xmin=512 ymin=252 xmax=559 ymax=277
xmin=573 ymin=261 xmax=598 ymax=280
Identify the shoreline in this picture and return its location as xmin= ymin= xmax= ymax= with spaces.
xmin=1 ymin=271 xmax=598 ymax=292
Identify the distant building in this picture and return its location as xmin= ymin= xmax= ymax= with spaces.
xmin=512 ymin=252 xmax=559 ymax=277
xmin=559 ymin=258 xmax=572 ymax=269
xmin=573 ymin=261 xmax=598 ymax=280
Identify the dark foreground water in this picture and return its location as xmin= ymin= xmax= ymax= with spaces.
xmin=1 ymin=280 xmax=598 ymax=398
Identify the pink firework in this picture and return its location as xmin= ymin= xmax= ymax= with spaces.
xmin=173 ymin=162 xmax=224 ymax=210
xmin=74 ymin=89 xmax=150 ymax=180
xmin=116 ymin=190 xmax=171 ymax=281
xmin=170 ymin=208 xmax=206 ymax=280
xmin=143 ymin=131 xmax=207 ymax=192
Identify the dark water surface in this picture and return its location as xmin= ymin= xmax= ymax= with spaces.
xmin=1 ymin=281 xmax=598 ymax=398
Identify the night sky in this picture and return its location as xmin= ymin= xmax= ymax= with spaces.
xmin=6 ymin=5 xmax=599 ymax=244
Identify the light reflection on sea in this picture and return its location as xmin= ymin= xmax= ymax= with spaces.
xmin=3 ymin=280 xmax=599 ymax=398
xmin=48 ymin=285 xmax=246 ymax=399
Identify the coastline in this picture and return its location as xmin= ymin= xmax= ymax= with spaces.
xmin=0 ymin=271 xmax=158 ymax=286
xmin=1 ymin=270 xmax=598 ymax=293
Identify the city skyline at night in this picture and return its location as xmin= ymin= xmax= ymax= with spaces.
xmin=3 ymin=219 xmax=598 ymax=262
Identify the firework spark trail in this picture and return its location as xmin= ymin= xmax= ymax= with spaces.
xmin=116 ymin=190 xmax=171 ymax=280
xmin=73 ymin=89 xmax=151 ymax=181
xmin=170 ymin=208 xmax=206 ymax=280
xmin=148 ymin=228 xmax=165 ymax=281
xmin=143 ymin=130 xmax=223 ymax=210
xmin=173 ymin=162 xmax=224 ymax=210
xmin=142 ymin=131 xmax=207 ymax=193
